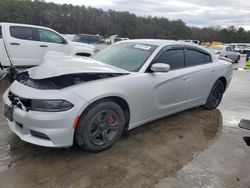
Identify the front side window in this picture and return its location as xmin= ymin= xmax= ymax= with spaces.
xmin=39 ymin=29 xmax=63 ymax=44
xmin=10 ymin=26 xmax=33 ymax=40
xmin=91 ymin=42 xmax=157 ymax=72
xmin=156 ymin=49 xmax=185 ymax=70
xmin=186 ymin=49 xmax=211 ymax=66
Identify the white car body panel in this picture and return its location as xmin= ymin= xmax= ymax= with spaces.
xmin=3 ymin=39 xmax=233 ymax=147
xmin=29 ymin=51 xmax=128 ymax=79
xmin=0 ymin=23 xmax=95 ymax=67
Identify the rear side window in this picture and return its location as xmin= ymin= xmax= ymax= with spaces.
xmin=10 ymin=26 xmax=33 ymax=40
xmin=0 ymin=26 xmax=2 ymax=38
xmin=156 ymin=49 xmax=185 ymax=70
xmin=186 ymin=49 xmax=211 ymax=66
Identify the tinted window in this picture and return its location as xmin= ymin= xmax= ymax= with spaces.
xmin=186 ymin=49 xmax=211 ymax=66
xmin=156 ymin=49 xmax=185 ymax=70
xmin=0 ymin=26 xmax=2 ymax=38
xmin=39 ymin=29 xmax=63 ymax=43
xmin=204 ymin=54 xmax=211 ymax=63
xmin=73 ymin=35 xmax=100 ymax=44
xmin=10 ymin=26 xmax=33 ymax=40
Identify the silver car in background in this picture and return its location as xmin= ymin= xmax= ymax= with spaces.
xmin=209 ymin=45 xmax=240 ymax=63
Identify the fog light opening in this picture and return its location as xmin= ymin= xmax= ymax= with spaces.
xmin=30 ymin=130 xmax=50 ymax=140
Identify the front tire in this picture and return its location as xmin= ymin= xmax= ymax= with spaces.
xmin=202 ymin=80 xmax=225 ymax=110
xmin=75 ymin=100 xmax=125 ymax=152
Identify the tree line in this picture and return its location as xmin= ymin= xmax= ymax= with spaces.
xmin=0 ymin=0 xmax=250 ymax=43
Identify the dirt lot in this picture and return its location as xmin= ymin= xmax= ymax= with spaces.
xmin=0 ymin=56 xmax=250 ymax=188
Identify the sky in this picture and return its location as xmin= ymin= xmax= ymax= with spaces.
xmin=44 ymin=0 xmax=250 ymax=30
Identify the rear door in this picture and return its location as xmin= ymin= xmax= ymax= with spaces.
xmin=6 ymin=26 xmax=39 ymax=66
xmin=36 ymin=28 xmax=70 ymax=64
xmin=184 ymin=46 xmax=217 ymax=106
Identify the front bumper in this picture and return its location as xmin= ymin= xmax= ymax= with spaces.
xmin=3 ymin=81 xmax=88 ymax=147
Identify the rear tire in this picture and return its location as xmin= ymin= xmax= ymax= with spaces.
xmin=235 ymin=55 xmax=240 ymax=63
xmin=75 ymin=100 xmax=125 ymax=152
xmin=202 ymin=80 xmax=225 ymax=110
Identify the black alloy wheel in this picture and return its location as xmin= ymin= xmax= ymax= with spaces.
xmin=202 ymin=80 xmax=225 ymax=110
xmin=75 ymin=100 xmax=125 ymax=152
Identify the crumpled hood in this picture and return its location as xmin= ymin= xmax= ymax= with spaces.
xmin=28 ymin=52 xmax=129 ymax=79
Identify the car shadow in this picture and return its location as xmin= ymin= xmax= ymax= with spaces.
xmin=0 ymin=106 xmax=223 ymax=187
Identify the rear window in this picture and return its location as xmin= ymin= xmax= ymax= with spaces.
xmin=0 ymin=26 xmax=2 ymax=38
xmin=186 ymin=49 xmax=211 ymax=66
xmin=10 ymin=26 xmax=33 ymax=40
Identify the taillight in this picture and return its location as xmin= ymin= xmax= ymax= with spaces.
xmin=216 ymin=51 xmax=221 ymax=55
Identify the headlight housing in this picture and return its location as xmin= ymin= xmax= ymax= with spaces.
xmin=30 ymin=99 xmax=74 ymax=112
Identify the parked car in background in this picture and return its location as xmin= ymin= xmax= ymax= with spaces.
xmin=105 ymin=35 xmax=129 ymax=44
xmin=209 ymin=45 xmax=240 ymax=63
xmin=241 ymin=45 xmax=250 ymax=54
xmin=3 ymin=39 xmax=233 ymax=152
xmin=184 ymin=39 xmax=201 ymax=45
xmin=234 ymin=45 xmax=244 ymax=53
xmin=73 ymin=34 xmax=105 ymax=44
xmin=0 ymin=23 xmax=95 ymax=68
xmin=72 ymin=34 xmax=108 ymax=51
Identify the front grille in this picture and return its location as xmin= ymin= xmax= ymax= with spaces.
xmin=8 ymin=91 xmax=31 ymax=111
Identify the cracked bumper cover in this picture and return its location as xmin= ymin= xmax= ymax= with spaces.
xmin=3 ymin=81 xmax=88 ymax=147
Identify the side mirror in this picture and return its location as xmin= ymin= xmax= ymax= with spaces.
xmin=150 ymin=63 xmax=170 ymax=73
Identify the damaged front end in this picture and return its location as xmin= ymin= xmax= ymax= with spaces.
xmin=13 ymin=70 xmax=128 ymax=90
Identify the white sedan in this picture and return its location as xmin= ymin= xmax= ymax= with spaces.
xmin=3 ymin=40 xmax=233 ymax=152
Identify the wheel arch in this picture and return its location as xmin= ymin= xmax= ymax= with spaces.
xmin=78 ymin=96 xmax=131 ymax=130
xmin=218 ymin=77 xmax=227 ymax=91
xmin=75 ymin=52 xmax=91 ymax=57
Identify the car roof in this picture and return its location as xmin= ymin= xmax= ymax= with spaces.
xmin=0 ymin=22 xmax=56 ymax=31
xmin=118 ymin=39 xmax=210 ymax=53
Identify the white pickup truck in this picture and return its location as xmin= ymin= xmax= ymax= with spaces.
xmin=0 ymin=23 xmax=95 ymax=68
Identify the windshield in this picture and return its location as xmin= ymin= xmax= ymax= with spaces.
xmin=73 ymin=35 xmax=101 ymax=44
xmin=91 ymin=42 xmax=158 ymax=72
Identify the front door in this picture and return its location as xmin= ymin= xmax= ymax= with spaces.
xmin=36 ymin=28 xmax=70 ymax=64
xmin=142 ymin=47 xmax=190 ymax=119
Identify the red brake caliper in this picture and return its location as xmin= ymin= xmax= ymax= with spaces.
xmin=108 ymin=115 xmax=115 ymax=125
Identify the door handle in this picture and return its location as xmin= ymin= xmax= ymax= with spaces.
xmin=183 ymin=77 xmax=189 ymax=81
xmin=211 ymin=70 xmax=217 ymax=73
xmin=10 ymin=43 xmax=20 ymax=45
xmin=40 ymin=45 xmax=48 ymax=47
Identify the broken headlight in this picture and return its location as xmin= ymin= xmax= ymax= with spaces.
xmin=30 ymin=99 xmax=74 ymax=112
